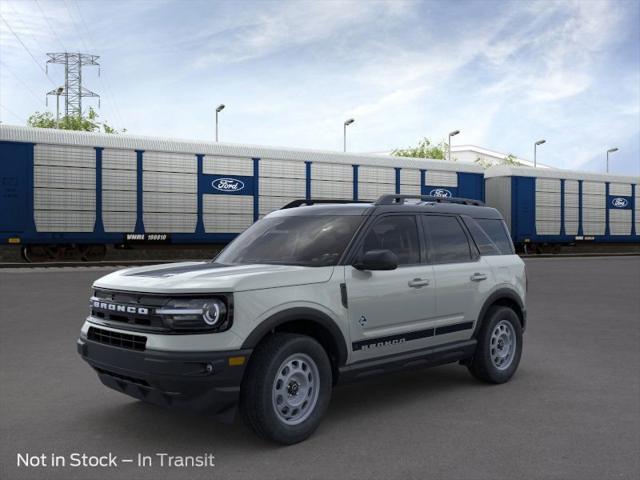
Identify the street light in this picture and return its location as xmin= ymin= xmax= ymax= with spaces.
xmin=606 ymin=147 xmax=618 ymax=173
xmin=215 ymin=104 xmax=225 ymax=142
xmin=447 ymin=130 xmax=460 ymax=162
xmin=343 ymin=118 xmax=355 ymax=152
xmin=534 ymin=139 xmax=546 ymax=168
xmin=55 ymin=87 xmax=64 ymax=128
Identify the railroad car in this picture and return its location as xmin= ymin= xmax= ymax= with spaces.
xmin=485 ymin=165 xmax=639 ymax=253
xmin=0 ymin=125 xmax=485 ymax=261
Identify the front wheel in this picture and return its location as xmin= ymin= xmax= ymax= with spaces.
xmin=468 ymin=306 xmax=523 ymax=384
xmin=240 ymin=333 xmax=332 ymax=444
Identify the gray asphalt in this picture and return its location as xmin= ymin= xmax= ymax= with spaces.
xmin=1 ymin=257 xmax=639 ymax=480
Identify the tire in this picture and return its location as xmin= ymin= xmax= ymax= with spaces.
xmin=468 ymin=306 xmax=523 ymax=384
xmin=239 ymin=333 xmax=332 ymax=444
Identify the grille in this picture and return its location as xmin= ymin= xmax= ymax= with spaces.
xmin=88 ymin=326 xmax=147 ymax=351
xmin=90 ymin=289 xmax=169 ymax=331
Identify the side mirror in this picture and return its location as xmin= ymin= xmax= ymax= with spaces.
xmin=353 ymin=249 xmax=398 ymax=271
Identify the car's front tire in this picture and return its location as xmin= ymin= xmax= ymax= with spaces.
xmin=468 ymin=306 xmax=523 ymax=384
xmin=240 ymin=333 xmax=332 ymax=444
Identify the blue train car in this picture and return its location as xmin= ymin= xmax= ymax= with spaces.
xmin=0 ymin=125 xmax=485 ymax=261
xmin=485 ymin=165 xmax=639 ymax=251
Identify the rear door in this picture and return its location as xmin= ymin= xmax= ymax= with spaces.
xmin=345 ymin=214 xmax=437 ymax=361
xmin=421 ymin=214 xmax=493 ymax=341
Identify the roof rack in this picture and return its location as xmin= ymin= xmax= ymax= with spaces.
xmin=280 ymin=199 xmax=370 ymax=209
xmin=374 ymin=194 xmax=485 ymax=206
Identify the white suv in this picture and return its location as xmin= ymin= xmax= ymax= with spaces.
xmin=78 ymin=195 xmax=526 ymax=444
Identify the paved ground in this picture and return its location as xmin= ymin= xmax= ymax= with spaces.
xmin=1 ymin=257 xmax=639 ymax=480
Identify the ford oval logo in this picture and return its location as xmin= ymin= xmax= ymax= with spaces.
xmin=429 ymin=188 xmax=452 ymax=198
xmin=212 ymin=178 xmax=245 ymax=192
xmin=611 ymin=197 xmax=628 ymax=208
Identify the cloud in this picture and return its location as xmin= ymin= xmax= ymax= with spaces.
xmin=1 ymin=0 xmax=638 ymax=175
xmin=189 ymin=0 xmax=410 ymax=68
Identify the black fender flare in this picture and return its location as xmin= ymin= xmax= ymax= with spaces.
xmin=241 ymin=307 xmax=349 ymax=366
xmin=473 ymin=288 xmax=526 ymax=337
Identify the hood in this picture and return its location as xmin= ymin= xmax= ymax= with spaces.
xmin=93 ymin=261 xmax=335 ymax=294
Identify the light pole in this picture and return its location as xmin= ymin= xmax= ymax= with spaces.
xmin=215 ymin=104 xmax=225 ymax=142
xmin=447 ymin=130 xmax=460 ymax=162
xmin=343 ymin=118 xmax=354 ymax=152
xmin=534 ymin=139 xmax=546 ymax=168
xmin=55 ymin=87 xmax=64 ymax=128
xmin=606 ymin=148 xmax=618 ymax=173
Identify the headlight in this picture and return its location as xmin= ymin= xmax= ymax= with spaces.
xmin=156 ymin=297 xmax=230 ymax=332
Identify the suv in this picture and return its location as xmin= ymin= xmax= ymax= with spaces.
xmin=78 ymin=195 xmax=526 ymax=444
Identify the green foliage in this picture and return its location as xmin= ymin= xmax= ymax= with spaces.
xmin=474 ymin=153 xmax=523 ymax=169
xmin=27 ymin=107 xmax=125 ymax=134
xmin=392 ymin=138 xmax=449 ymax=160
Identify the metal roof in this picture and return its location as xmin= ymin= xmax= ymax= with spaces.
xmin=271 ymin=199 xmax=502 ymax=219
xmin=484 ymin=164 xmax=639 ymax=184
xmin=0 ymin=124 xmax=485 ymax=173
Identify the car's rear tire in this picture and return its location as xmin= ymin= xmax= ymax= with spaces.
xmin=239 ymin=333 xmax=332 ymax=444
xmin=468 ymin=306 xmax=522 ymax=384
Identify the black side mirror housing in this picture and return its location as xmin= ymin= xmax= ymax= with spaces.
xmin=353 ymin=249 xmax=398 ymax=271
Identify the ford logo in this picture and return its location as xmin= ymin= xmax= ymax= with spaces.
xmin=212 ymin=178 xmax=245 ymax=192
xmin=429 ymin=188 xmax=452 ymax=198
xmin=611 ymin=197 xmax=628 ymax=208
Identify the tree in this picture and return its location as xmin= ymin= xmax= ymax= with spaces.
xmin=474 ymin=153 xmax=523 ymax=169
xmin=27 ymin=107 xmax=125 ymax=133
xmin=392 ymin=138 xmax=449 ymax=160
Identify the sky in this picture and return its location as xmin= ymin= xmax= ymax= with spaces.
xmin=0 ymin=0 xmax=639 ymax=175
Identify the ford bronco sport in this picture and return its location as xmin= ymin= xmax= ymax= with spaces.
xmin=78 ymin=194 xmax=526 ymax=444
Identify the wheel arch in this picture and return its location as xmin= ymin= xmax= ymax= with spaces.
xmin=473 ymin=288 xmax=526 ymax=337
xmin=241 ymin=307 xmax=349 ymax=379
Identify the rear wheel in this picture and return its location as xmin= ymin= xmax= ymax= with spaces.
xmin=240 ymin=333 xmax=332 ymax=444
xmin=468 ymin=306 xmax=522 ymax=384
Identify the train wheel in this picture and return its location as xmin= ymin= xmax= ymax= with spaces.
xmin=22 ymin=245 xmax=57 ymax=263
xmin=79 ymin=245 xmax=107 ymax=262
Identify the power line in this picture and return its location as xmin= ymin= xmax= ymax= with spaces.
xmin=62 ymin=0 xmax=90 ymax=52
xmin=33 ymin=0 xmax=68 ymax=52
xmin=71 ymin=0 xmax=126 ymax=127
xmin=0 ymin=14 xmax=56 ymax=86
xmin=0 ymin=103 xmax=24 ymax=123
xmin=4 ymin=0 xmax=43 ymax=49
xmin=0 ymin=59 xmax=44 ymax=104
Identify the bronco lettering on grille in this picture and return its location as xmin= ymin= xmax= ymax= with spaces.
xmin=91 ymin=300 xmax=149 ymax=315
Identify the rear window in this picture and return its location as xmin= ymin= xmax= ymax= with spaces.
xmin=465 ymin=217 xmax=514 ymax=255
xmin=422 ymin=215 xmax=472 ymax=264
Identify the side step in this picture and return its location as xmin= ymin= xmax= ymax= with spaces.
xmin=337 ymin=339 xmax=477 ymax=384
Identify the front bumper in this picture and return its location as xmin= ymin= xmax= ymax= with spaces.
xmin=77 ymin=338 xmax=251 ymax=422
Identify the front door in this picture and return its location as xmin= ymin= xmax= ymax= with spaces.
xmin=345 ymin=214 xmax=437 ymax=361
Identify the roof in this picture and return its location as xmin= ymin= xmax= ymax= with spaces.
xmin=0 ymin=124 xmax=484 ymax=173
xmin=451 ymin=145 xmax=552 ymax=168
xmin=484 ymin=164 xmax=639 ymax=184
xmin=272 ymin=199 xmax=503 ymax=220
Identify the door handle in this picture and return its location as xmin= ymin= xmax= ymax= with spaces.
xmin=470 ymin=273 xmax=487 ymax=282
xmin=408 ymin=278 xmax=430 ymax=288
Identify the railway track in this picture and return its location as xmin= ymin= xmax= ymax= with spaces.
xmin=0 ymin=259 xmax=201 ymax=269
xmin=1 ymin=252 xmax=639 ymax=269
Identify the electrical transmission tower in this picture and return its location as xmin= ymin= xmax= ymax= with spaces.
xmin=46 ymin=53 xmax=100 ymax=117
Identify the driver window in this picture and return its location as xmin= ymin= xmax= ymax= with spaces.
xmin=361 ymin=215 xmax=420 ymax=265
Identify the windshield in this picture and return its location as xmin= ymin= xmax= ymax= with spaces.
xmin=215 ymin=215 xmax=363 ymax=267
